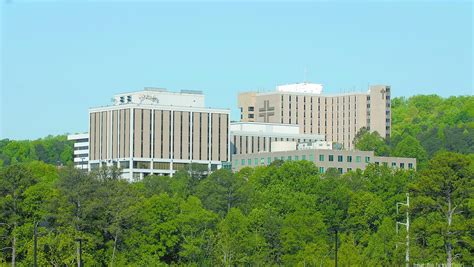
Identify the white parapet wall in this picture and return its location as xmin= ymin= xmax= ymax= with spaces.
xmin=230 ymin=122 xmax=300 ymax=135
xmin=271 ymin=141 xmax=297 ymax=152
xmin=276 ymin=83 xmax=323 ymax=94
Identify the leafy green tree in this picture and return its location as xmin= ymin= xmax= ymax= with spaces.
xmin=346 ymin=191 xmax=386 ymax=245
xmin=392 ymin=134 xmax=428 ymax=163
xmin=196 ymin=169 xmax=247 ymax=216
xmin=124 ymin=193 xmax=180 ymax=265
xmin=215 ymin=208 xmax=251 ymax=266
xmin=175 ymin=196 xmax=218 ymax=264
xmin=280 ymin=209 xmax=327 ymax=265
xmin=338 ymin=233 xmax=363 ymax=266
xmin=0 ymin=164 xmax=37 ymax=265
xmin=353 ymin=127 xmax=390 ymax=156
xmin=410 ymin=152 xmax=473 ymax=266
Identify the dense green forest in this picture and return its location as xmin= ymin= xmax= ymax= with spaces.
xmin=0 ymin=94 xmax=473 ymax=266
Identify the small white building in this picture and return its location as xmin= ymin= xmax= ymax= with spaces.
xmin=67 ymin=133 xmax=89 ymax=170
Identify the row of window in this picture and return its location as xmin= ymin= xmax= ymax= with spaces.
xmin=234 ymin=155 xmax=413 ymax=170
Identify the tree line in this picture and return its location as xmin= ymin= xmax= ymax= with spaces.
xmin=353 ymin=95 xmax=473 ymax=168
xmin=0 ymin=151 xmax=472 ymax=266
xmin=0 ymin=94 xmax=472 ymax=266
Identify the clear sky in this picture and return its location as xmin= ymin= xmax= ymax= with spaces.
xmin=1 ymin=1 xmax=472 ymax=140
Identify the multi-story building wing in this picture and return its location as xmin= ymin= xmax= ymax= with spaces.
xmin=231 ymin=147 xmax=416 ymax=173
xmin=230 ymin=122 xmax=329 ymax=155
xmin=88 ymin=88 xmax=230 ymax=180
xmin=238 ymin=83 xmax=391 ymax=149
xmin=67 ymin=133 xmax=89 ymax=170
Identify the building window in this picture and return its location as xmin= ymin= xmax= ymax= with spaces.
xmin=375 ymin=161 xmax=379 ymax=165
xmin=248 ymin=159 xmax=252 ymax=166
xmin=365 ymin=156 xmax=370 ymax=163
xmin=408 ymin=163 xmax=413 ymax=169
xmin=329 ymin=155 xmax=334 ymax=162
xmin=287 ymin=156 xmax=292 ymax=161
xmin=383 ymin=162 xmax=388 ymax=167
xmin=319 ymin=167 xmax=325 ymax=173
xmin=248 ymin=106 xmax=254 ymax=111
xmin=400 ymin=163 xmax=405 ymax=169
xmin=347 ymin=168 xmax=352 ymax=172
xmin=392 ymin=162 xmax=397 ymax=167
xmin=319 ymin=154 xmax=325 ymax=161
xmin=347 ymin=156 xmax=352 ymax=162
xmin=338 ymin=168 xmax=343 ymax=174
xmin=302 ymin=155 xmax=306 ymax=160
xmin=254 ymin=158 xmax=258 ymax=165
xmin=260 ymin=158 xmax=265 ymax=165
xmin=133 ymin=161 xmax=150 ymax=169
xmin=267 ymin=157 xmax=272 ymax=164
xmin=356 ymin=156 xmax=361 ymax=163
xmin=248 ymin=114 xmax=254 ymax=119
xmin=309 ymin=154 xmax=314 ymax=161
xmin=153 ymin=162 xmax=169 ymax=169
xmin=338 ymin=155 xmax=343 ymax=162
xmin=118 ymin=160 xmax=129 ymax=169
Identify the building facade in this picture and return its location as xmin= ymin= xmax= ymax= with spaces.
xmin=230 ymin=122 xmax=329 ymax=155
xmin=231 ymin=146 xmax=416 ymax=174
xmin=238 ymin=83 xmax=391 ymax=149
xmin=67 ymin=133 xmax=89 ymax=170
xmin=88 ymin=88 xmax=230 ymax=180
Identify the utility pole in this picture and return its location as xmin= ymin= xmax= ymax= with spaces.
xmin=75 ymin=238 xmax=83 ymax=267
xmin=334 ymin=228 xmax=338 ymax=267
xmin=396 ymin=193 xmax=410 ymax=267
xmin=33 ymin=222 xmax=38 ymax=267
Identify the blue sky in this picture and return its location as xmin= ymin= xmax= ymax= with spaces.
xmin=1 ymin=1 xmax=472 ymax=140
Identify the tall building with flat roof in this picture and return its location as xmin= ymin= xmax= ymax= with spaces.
xmin=88 ymin=88 xmax=230 ymax=180
xmin=238 ymin=83 xmax=391 ymax=149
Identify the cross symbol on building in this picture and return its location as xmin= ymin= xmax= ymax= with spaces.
xmin=381 ymin=88 xmax=386 ymax=100
xmin=258 ymin=100 xmax=275 ymax=122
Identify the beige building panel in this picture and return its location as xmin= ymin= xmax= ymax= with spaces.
xmin=100 ymin=112 xmax=107 ymax=160
xmin=106 ymin=111 xmax=112 ymax=159
xmin=154 ymin=110 xmax=162 ymax=158
xmin=112 ymin=110 xmax=118 ymax=159
xmin=94 ymin=112 xmax=100 ymax=160
xmin=181 ymin=111 xmax=190 ymax=160
xmin=192 ymin=113 xmax=200 ymax=160
xmin=142 ymin=109 xmax=151 ymax=158
xmin=89 ymin=113 xmax=96 ymax=160
xmin=124 ymin=109 xmax=130 ymax=158
xmin=200 ymin=114 xmax=209 ymax=160
xmin=118 ymin=110 xmax=123 ymax=158
xmin=162 ymin=110 xmax=171 ymax=158
xmin=173 ymin=111 xmax=182 ymax=160
xmin=211 ymin=113 xmax=219 ymax=161
xmin=219 ymin=114 xmax=228 ymax=161
xmin=133 ymin=109 xmax=142 ymax=158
